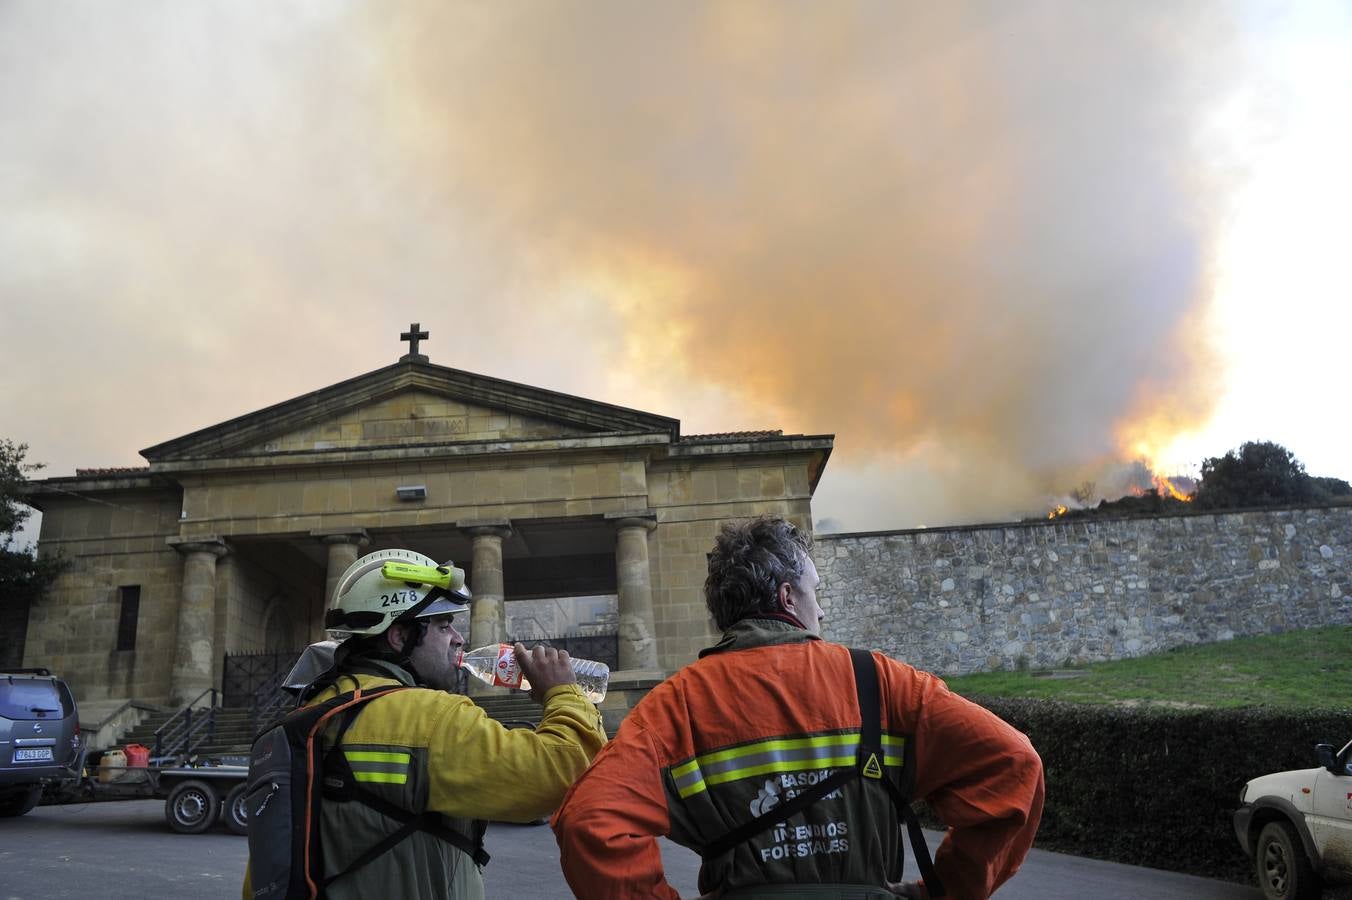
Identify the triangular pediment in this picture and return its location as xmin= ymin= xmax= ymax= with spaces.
xmin=141 ymin=361 xmax=680 ymax=461
xmin=239 ymin=389 xmax=598 ymax=454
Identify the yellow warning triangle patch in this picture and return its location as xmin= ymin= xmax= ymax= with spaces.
xmin=862 ymin=752 xmax=883 ymax=779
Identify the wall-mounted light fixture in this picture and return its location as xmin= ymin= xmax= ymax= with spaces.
xmin=395 ymin=484 xmax=428 ymax=502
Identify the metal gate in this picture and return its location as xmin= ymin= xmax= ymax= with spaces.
xmin=508 ymin=632 xmax=619 ymax=671
xmin=222 ymin=650 xmax=304 ymax=708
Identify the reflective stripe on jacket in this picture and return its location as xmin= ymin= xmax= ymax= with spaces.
xmin=553 ymin=619 xmax=1044 ymax=900
xmin=243 ymin=660 xmax=606 ymax=900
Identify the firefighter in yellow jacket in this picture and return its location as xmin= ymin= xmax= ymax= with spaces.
xmin=242 ymin=548 xmax=607 ymax=900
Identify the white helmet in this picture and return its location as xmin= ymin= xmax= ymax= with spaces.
xmin=325 ymin=548 xmax=471 ymax=639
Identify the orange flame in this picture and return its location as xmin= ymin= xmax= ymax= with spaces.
xmin=1153 ymin=474 xmax=1193 ymax=502
xmin=1130 ymin=474 xmax=1194 ymax=501
xmin=1047 ymin=504 xmax=1069 ymax=520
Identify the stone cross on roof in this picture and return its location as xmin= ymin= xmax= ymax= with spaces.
xmin=400 ymin=323 xmax=430 ymax=362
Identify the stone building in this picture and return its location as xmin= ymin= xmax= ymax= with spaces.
xmin=22 ymin=331 xmax=833 ymax=713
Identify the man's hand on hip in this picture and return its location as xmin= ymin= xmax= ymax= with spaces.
xmin=514 ymin=642 xmax=577 ymax=704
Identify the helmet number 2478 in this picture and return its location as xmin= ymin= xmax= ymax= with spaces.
xmin=379 ymin=591 xmax=420 ymax=607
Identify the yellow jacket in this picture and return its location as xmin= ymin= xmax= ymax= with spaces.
xmin=244 ymin=665 xmax=606 ymax=900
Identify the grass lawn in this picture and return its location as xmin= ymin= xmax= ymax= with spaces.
xmin=941 ymin=625 xmax=1352 ymax=709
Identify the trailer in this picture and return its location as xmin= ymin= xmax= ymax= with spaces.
xmin=82 ymin=758 xmax=249 ymax=835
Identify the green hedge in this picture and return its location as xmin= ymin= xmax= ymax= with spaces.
xmin=950 ymin=698 xmax=1349 ymax=882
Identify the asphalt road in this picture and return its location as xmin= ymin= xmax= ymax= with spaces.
xmin=0 ymin=799 xmax=1276 ymax=899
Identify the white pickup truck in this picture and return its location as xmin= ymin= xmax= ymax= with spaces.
xmin=1234 ymin=737 xmax=1352 ymax=900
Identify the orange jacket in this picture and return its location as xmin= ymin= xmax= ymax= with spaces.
xmin=553 ymin=619 xmax=1043 ymax=899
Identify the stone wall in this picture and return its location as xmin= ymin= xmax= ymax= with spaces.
xmin=0 ymin=598 xmax=30 ymax=668
xmin=814 ymin=504 xmax=1352 ymax=676
xmin=175 ymin=455 xmax=653 ymax=540
xmin=24 ymin=487 xmax=184 ymax=701
xmin=217 ymin=556 xmax=267 ymax=658
xmin=221 ymin=558 xmax=304 ymax=654
xmin=648 ymin=454 xmax=815 ymax=669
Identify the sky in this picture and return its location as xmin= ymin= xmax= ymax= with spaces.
xmin=2 ymin=0 xmax=1350 ymax=540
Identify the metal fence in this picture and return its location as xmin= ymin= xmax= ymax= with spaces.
xmin=222 ymin=650 xmax=303 ymax=708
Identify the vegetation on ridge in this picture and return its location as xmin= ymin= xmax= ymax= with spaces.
xmin=1040 ymin=439 xmax=1352 ymax=522
xmin=943 ymin=625 xmax=1352 ymax=709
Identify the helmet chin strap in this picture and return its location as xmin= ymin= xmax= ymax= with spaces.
xmin=388 ymin=585 xmax=451 ymax=672
xmin=400 ymin=629 xmax=428 ymax=684
xmin=404 ymin=620 xmax=430 ymax=656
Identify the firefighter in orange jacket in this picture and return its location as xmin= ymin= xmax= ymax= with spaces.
xmin=552 ymin=516 xmax=1044 ymax=899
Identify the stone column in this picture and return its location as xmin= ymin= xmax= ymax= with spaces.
xmin=460 ymin=520 xmax=512 ymax=649
xmin=313 ymin=529 xmax=370 ymax=642
xmin=167 ymin=537 xmax=229 ymax=707
xmin=609 ymin=512 xmax=660 ymax=672
xmin=212 ymin=554 xmax=238 ymax=692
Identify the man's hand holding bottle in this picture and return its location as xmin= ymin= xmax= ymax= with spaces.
xmin=513 ymin=642 xmax=578 ymax=703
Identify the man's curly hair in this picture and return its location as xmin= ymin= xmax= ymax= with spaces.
xmin=704 ymin=516 xmax=813 ymax=631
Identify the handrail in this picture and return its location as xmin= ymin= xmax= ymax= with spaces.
xmin=152 ymin=688 xmax=218 ymax=761
xmin=246 ymin=667 xmax=290 ymax=713
xmin=246 ymin=665 xmax=296 ymax=735
xmin=82 ymin=697 xmax=138 ymax=732
xmin=249 ymin=689 xmax=293 ymax=736
xmin=81 ymin=697 xmax=169 ymax=731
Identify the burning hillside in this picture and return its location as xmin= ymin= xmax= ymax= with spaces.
xmin=1040 ymin=464 xmax=1196 ymax=521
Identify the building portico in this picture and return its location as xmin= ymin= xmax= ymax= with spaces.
xmin=21 ymin=331 xmax=833 ymax=715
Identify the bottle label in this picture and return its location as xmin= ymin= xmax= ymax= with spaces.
xmin=492 ymin=643 xmax=522 ymax=689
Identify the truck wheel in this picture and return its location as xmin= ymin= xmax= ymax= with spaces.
xmin=1256 ymin=820 xmax=1322 ymax=900
xmin=223 ymin=782 xmax=249 ymax=835
xmin=0 ymin=786 xmax=41 ymax=818
xmin=165 ymin=779 xmax=220 ymax=835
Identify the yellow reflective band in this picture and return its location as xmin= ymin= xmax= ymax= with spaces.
xmin=672 ymin=758 xmax=700 ymax=779
xmin=352 ymin=771 xmax=408 ymax=785
xmin=344 ymin=750 xmax=412 ymax=764
xmin=670 ymin=732 xmax=907 ymax=800
xmin=707 ymin=733 xmax=854 ymax=764
xmin=680 ymin=779 xmax=709 ymax=799
xmin=704 ymin=754 xmax=857 ymax=788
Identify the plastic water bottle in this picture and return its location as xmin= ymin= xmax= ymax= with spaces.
xmin=460 ymin=644 xmax=610 ymax=703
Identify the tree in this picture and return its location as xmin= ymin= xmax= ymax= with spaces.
xmin=1310 ymin=475 xmax=1352 ymax=501
xmin=0 ymin=440 xmax=66 ymax=611
xmin=1192 ymin=441 xmax=1314 ymax=510
xmin=1069 ymin=480 xmax=1097 ymax=507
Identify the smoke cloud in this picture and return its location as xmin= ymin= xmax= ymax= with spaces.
xmin=1 ymin=2 xmax=1259 ymax=532
xmin=364 ymin=2 xmax=1240 ymax=525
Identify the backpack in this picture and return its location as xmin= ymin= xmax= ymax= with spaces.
xmin=698 ymin=648 xmax=946 ymax=898
xmin=245 ymin=682 xmax=489 ymax=900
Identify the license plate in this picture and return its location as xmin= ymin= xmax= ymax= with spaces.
xmin=14 ymin=748 xmax=53 ymax=762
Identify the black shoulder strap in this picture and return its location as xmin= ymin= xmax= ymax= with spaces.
xmin=329 ymin=785 xmax=491 ymax=871
xmin=313 ymin=686 xmax=490 ymax=891
xmin=698 ymin=649 xmax=945 ymax=898
xmin=849 ymin=649 xmax=945 ymax=899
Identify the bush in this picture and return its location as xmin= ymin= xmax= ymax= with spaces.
xmin=954 ymin=698 xmax=1349 ymax=882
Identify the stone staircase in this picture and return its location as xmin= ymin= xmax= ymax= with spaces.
xmin=468 ymin=693 xmax=543 ymax=730
xmin=118 ymin=705 xmax=267 ymax=761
